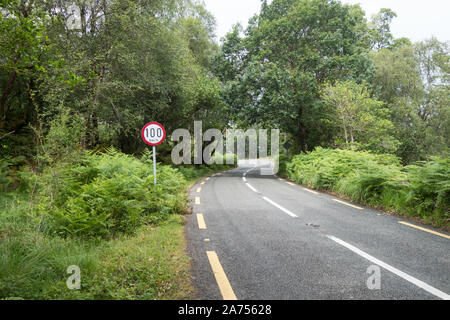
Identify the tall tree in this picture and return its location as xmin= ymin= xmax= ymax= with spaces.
xmin=368 ymin=8 xmax=397 ymax=50
xmin=215 ymin=0 xmax=374 ymax=153
xmin=1 ymin=0 xmax=226 ymax=156
xmin=371 ymin=38 xmax=449 ymax=163
xmin=321 ymin=80 xmax=398 ymax=153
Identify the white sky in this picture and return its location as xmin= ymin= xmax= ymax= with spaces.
xmin=203 ymin=0 xmax=450 ymax=43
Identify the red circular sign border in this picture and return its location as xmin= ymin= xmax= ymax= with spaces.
xmin=141 ymin=122 xmax=166 ymax=146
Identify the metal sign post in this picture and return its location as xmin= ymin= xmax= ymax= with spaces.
xmin=141 ymin=122 xmax=166 ymax=185
xmin=153 ymin=145 xmax=157 ymax=184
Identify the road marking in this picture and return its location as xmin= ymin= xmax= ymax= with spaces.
xmin=196 ymin=187 xmax=202 ymax=193
xmin=204 ymin=238 xmax=210 ymax=242
xmin=262 ymin=196 xmax=298 ymax=218
xmin=332 ymin=199 xmax=364 ymax=210
xmin=303 ymin=188 xmax=319 ymax=195
xmin=278 ymin=178 xmax=284 ymax=181
xmin=206 ymin=177 xmax=210 ymax=181
xmin=243 ymin=172 xmax=247 ymax=177
xmin=206 ymin=251 xmax=238 ymax=300
xmin=201 ymin=182 xmax=206 ymax=185
xmin=399 ymin=221 xmax=450 ymax=240
xmin=286 ymin=182 xmax=295 ymax=186
xmin=196 ymin=214 xmax=207 ymax=230
xmin=327 ymin=235 xmax=450 ymax=300
xmin=195 ymin=197 xmax=201 ymax=205
xmin=245 ymin=183 xmax=258 ymax=193
xmin=243 ymin=177 xmax=247 ymax=182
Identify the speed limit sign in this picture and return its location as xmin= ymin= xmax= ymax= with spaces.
xmin=141 ymin=122 xmax=166 ymax=146
xmin=141 ymin=122 xmax=166 ymax=184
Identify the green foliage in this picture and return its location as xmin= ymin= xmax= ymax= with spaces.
xmin=368 ymin=8 xmax=397 ymax=50
xmin=0 ymin=155 xmax=31 ymax=193
xmin=405 ymin=158 xmax=450 ymax=226
xmin=0 ymin=215 xmax=192 ymax=300
xmin=1 ymin=0 xmax=226 ymax=156
xmin=216 ymin=0 xmax=375 ymax=152
xmin=36 ymin=149 xmax=187 ymax=238
xmin=321 ymin=80 xmax=399 ymax=153
xmin=371 ymin=38 xmax=450 ymax=163
xmin=287 ymin=148 xmax=449 ymax=228
xmin=177 ymin=163 xmax=234 ymax=182
xmin=0 ymin=230 xmax=102 ymax=299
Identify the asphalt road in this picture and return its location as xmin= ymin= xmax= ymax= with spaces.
xmin=185 ymin=163 xmax=450 ymax=300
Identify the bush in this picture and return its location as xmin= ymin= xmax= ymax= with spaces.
xmin=0 ymin=149 xmax=228 ymax=299
xmin=286 ymin=148 xmax=449 ymax=228
xmin=405 ymin=158 xmax=450 ymax=226
xmin=36 ymin=149 xmax=187 ymax=238
xmin=0 ymin=156 xmax=30 ymax=193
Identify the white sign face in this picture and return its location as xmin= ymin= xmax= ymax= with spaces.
xmin=141 ymin=122 xmax=166 ymax=146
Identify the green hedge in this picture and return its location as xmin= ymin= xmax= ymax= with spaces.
xmin=286 ymin=148 xmax=449 ymax=228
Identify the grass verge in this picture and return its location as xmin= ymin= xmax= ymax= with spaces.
xmin=284 ymin=147 xmax=449 ymax=230
xmin=0 ymin=153 xmax=234 ymax=299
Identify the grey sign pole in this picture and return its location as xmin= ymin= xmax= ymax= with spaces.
xmin=142 ymin=122 xmax=165 ymax=185
xmin=153 ymin=145 xmax=157 ymax=185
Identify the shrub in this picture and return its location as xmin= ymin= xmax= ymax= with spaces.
xmin=36 ymin=149 xmax=187 ymax=238
xmin=0 ymin=156 xmax=30 ymax=193
xmin=405 ymin=158 xmax=450 ymax=226
xmin=286 ymin=148 xmax=449 ymax=228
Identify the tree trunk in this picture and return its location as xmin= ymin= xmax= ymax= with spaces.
xmin=0 ymin=71 xmax=17 ymax=120
xmin=296 ymin=106 xmax=308 ymax=153
xmin=343 ymin=121 xmax=348 ymax=144
xmin=299 ymin=124 xmax=308 ymax=153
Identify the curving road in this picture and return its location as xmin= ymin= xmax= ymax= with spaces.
xmin=185 ymin=163 xmax=450 ymax=300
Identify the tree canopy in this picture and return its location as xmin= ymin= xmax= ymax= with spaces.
xmin=1 ymin=0 xmax=449 ymax=165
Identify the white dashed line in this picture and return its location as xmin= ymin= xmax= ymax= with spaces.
xmin=245 ymin=183 xmax=258 ymax=193
xmin=262 ymin=196 xmax=298 ymax=218
xmin=327 ymin=235 xmax=450 ymax=300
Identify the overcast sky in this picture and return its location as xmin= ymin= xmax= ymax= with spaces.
xmin=203 ymin=0 xmax=450 ymax=43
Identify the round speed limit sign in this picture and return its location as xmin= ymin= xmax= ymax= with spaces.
xmin=141 ymin=122 xmax=166 ymax=146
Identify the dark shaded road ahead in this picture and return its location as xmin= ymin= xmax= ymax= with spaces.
xmin=185 ymin=163 xmax=450 ymax=300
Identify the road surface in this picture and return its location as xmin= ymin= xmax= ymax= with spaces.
xmin=185 ymin=162 xmax=450 ymax=300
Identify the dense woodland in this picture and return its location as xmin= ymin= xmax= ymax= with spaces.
xmin=1 ymin=0 xmax=448 ymax=164
xmin=0 ymin=0 xmax=449 ymax=299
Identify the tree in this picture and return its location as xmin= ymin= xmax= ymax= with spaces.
xmin=371 ymin=38 xmax=449 ymax=163
xmin=215 ymin=0 xmax=375 ymax=153
xmin=368 ymin=8 xmax=397 ymax=50
xmin=321 ymin=80 xmax=398 ymax=153
xmin=1 ymin=0 xmax=226 ymax=157
xmin=0 ymin=0 xmax=47 ymax=130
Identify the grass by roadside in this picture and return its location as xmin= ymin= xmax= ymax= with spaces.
xmin=281 ymin=148 xmax=449 ymax=230
xmin=0 ymin=149 xmax=234 ymax=300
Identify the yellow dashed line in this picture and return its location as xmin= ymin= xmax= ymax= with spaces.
xmin=303 ymin=188 xmax=319 ymax=195
xmin=399 ymin=221 xmax=450 ymax=240
xmin=332 ymin=199 xmax=364 ymax=210
xmin=196 ymin=214 xmax=207 ymax=230
xmin=206 ymin=251 xmax=238 ymax=300
xmin=197 ymin=187 xmax=202 ymax=193
xmin=201 ymin=182 xmax=206 ymax=185
xmin=195 ymin=197 xmax=201 ymax=205
xmin=206 ymin=177 xmax=210 ymax=181
xmin=286 ymin=182 xmax=295 ymax=186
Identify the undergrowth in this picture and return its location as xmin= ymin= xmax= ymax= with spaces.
xmin=287 ymin=148 xmax=449 ymax=228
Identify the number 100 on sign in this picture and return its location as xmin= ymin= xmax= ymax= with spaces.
xmin=141 ymin=122 xmax=166 ymax=146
